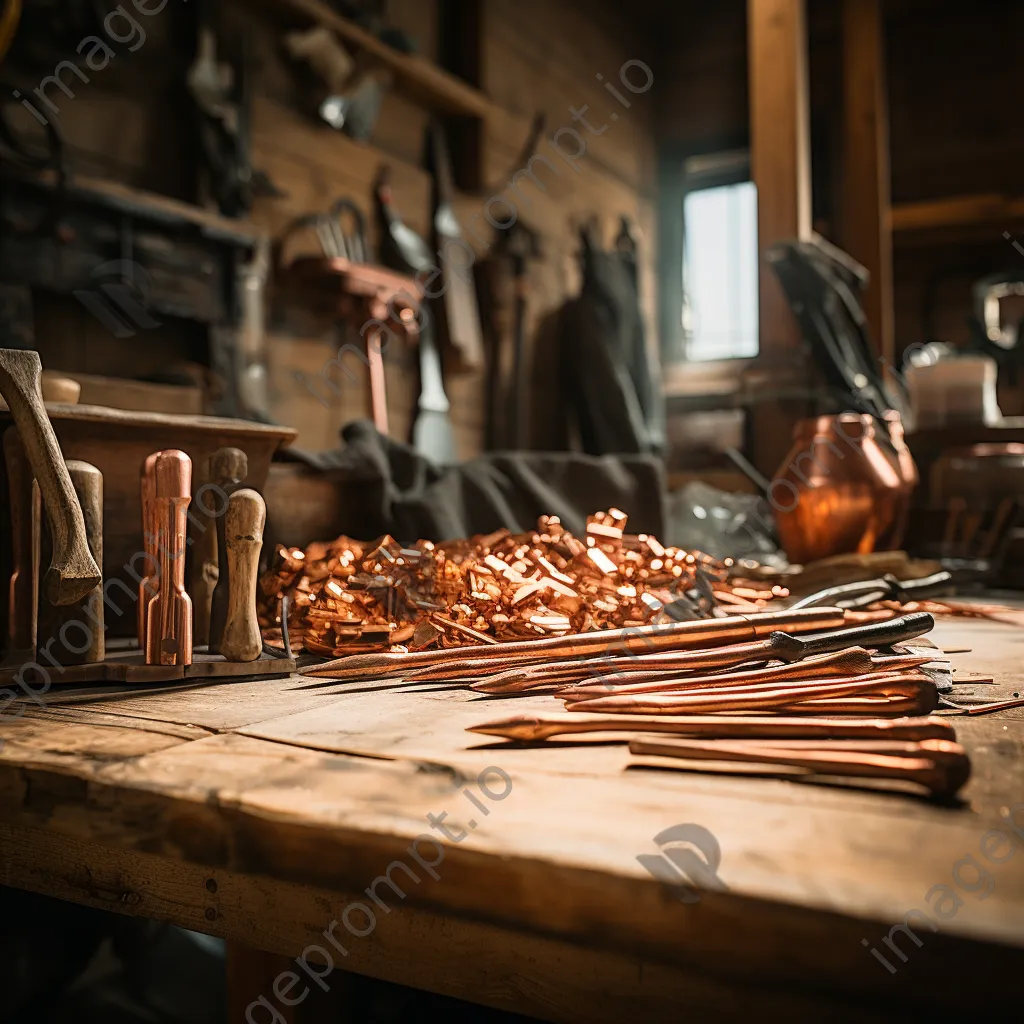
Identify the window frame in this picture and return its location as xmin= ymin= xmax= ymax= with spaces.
xmin=658 ymin=147 xmax=761 ymax=395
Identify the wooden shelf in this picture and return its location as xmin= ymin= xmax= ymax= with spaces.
xmin=892 ymin=193 xmax=1024 ymax=235
xmin=258 ymin=0 xmax=497 ymax=121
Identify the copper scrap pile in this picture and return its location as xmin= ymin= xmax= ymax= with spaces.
xmin=258 ymin=510 xmax=791 ymax=657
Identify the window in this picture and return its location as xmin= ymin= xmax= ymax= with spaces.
xmin=680 ymin=153 xmax=759 ymax=362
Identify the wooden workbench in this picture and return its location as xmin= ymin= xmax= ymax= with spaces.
xmin=1 ymin=615 xmax=1022 ymax=1022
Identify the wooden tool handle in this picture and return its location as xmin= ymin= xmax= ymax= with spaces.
xmin=0 ymin=349 xmax=100 ymax=605
xmin=3 ymin=427 xmax=39 ymax=656
xmin=220 ymin=488 xmax=265 ymax=662
xmin=208 ymin=447 xmax=248 ymax=654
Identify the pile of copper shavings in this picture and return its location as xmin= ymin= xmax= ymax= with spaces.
xmin=257 ymin=510 xmax=789 ymax=657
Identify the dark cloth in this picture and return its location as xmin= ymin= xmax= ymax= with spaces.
xmin=559 ymin=229 xmax=665 ymax=456
xmin=283 ymin=420 xmax=667 ymax=544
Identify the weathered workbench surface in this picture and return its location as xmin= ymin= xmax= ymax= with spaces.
xmin=1 ymin=616 xmax=1022 ymax=1022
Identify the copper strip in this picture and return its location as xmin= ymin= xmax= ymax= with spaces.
xmin=551 ymin=649 xmax=877 ymax=698
xmin=565 ymin=673 xmax=934 ymax=715
xmin=465 ymin=713 xmax=956 ymax=744
xmin=629 ymin=737 xmax=970 ymax=798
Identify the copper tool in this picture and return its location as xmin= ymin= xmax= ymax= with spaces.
xmin=558 ymin=650 xmax=934 ymax=701
xmin=628 ymin=737 xmax=970 ymax=799
xmin=0 ymin=348 xmax=100 ymax=605
xmin=565 ymin=673 xmax=936 ymax=715
xmin=467 ymin=613 xmax=936 ymax=693
xmin=37 ymin=461 xmax=105 ymax=666
xmin=220 ymin=488 xmax=266 ymax=662
xmin=303 ymin=607 xmax=848 ymax=683
xmin=466 ymin=713 xmax=956 ymax=744
xmin=137 ymin=453 xmax=159 ymax=650
xmin=3 ymin=427 xmax=39 ymax=661
xmin=145 ymin=450 xmax=193 ymax=667
xmin=208 ymin=447 xmax=248 ymax=653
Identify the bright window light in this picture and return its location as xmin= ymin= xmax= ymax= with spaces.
xmin=682 ymin=181 xmax=759 ymax=362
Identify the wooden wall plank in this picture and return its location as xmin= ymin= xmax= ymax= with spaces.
xmin=840 ymin=0 xmax=894 ymax=366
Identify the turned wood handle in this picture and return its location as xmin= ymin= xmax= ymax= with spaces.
xmin=0 ymin=349 xmax=100 ymax=605
xmin=37 ymin=461 xmax=105 ymax=666
xmin=3 ymin=427 xmax=39 ymax=656
xmin=220 ymin=487 xmax=265 ymax=662
xmin=208 ymin=447 xmax=248 ymax=653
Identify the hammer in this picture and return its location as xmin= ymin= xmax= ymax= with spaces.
xmin=0 ymin=349 xmax=100 ymax=606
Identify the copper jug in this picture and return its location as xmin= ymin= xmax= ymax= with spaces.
xmin=771 ymin=413 xmax=904 ymax=564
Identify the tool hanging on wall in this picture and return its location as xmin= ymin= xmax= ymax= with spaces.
xmin=557 ymin=221 xmax=664 ymax=456
xmin=37 ymin=460 xmax=104 ymax=666
xmin=374 ymin=166 xmax=456 ymax=462
xmin=492 ymin=220 xmax=542 ymax=449
xmin=208 ymin=447 xmax=248 ymax=654
xmin=220 ymin=487 xmax=266 ymax=662
xmin=145 ymin=450 xmax=193 ymax=667
xmin=427 ymin=120 xmax=484 ymax=373
xmin=277 ymin=203 xmax=420 ymax=436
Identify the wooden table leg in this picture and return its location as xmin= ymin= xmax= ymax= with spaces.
xmin=226 ymin=940 xmax=350 ymax=1023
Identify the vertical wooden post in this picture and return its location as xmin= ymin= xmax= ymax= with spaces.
xmin=747 ymin=0 xmax=814 ymax=475
xmin=841 ymin=0 xmax=895 ymax=367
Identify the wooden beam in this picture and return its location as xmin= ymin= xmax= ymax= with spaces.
xmin=892 ymin=193 xmax=1024 ymax=233
xmin=841 ymin=0 xmax=895 ymax=366
xmin=747 ymin=0 xmax=813 ymax=474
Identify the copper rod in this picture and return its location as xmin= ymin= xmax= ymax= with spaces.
xmin=470 ymin=613 xmax=934 ymax=693
xmin=145 ymin=450 xmax=193 ymax=667
xmin=367 ymin=326 xmax=389 ymax=435
xmin=557 ymin=651 xmax=935 ymax=701
xmin=628 ymin=737 xmax=970 ymax=798
xmin=565 ymin=673 xmax=934 ymax=715
xmin=302 ymin=607 xmax=846 ymax=681
xmin=563 ymin=669 xmax=927 ymax=705
xmin=465 ymin=712 xmax=956 ymax=744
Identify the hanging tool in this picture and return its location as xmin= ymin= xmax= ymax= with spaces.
xmin=37 ymin=461 xmax=104 ymax=666
xmin=220 ymin=488 xmax=266 ymax=662
xmin=374 ymin=167 xmax=455 ymax=460
xmin=428 ymin=120 xmax=484 ymax=372
xmin=493 ymin=220 xmax=542 ymax=448
xmin=208 ymin=447 xmax=248 ymax=654
xmin=3 ymin=428 xmax=37 ymax=664
xmin=0 ymin=349 xmax=99 ymax=605
xmin=325 ymin=197 xmax=370 ymax=263
xmin=145 ymin=451 xmax=193 ymax=667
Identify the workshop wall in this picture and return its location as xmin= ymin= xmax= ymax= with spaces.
xmin=10 ymin=0 xmax=659 ymax=457
xmin=247 ymin=0 xmax=660 ymax=455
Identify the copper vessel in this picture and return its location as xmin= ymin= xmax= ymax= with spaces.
xmin=771 ymin=414 xmax=904 ymax=565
